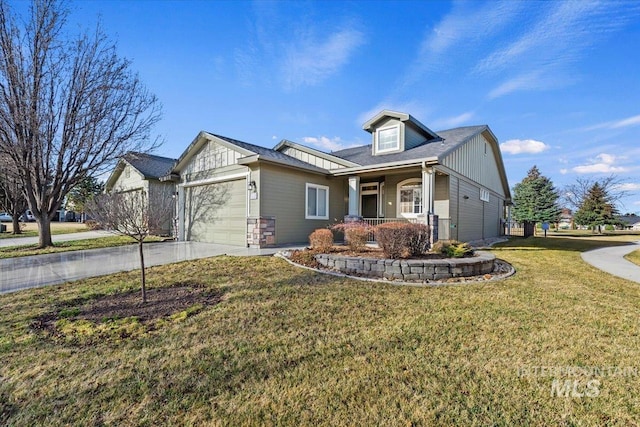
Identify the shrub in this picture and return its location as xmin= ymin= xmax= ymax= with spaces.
xmin=309 ymin=228 xmax=333 ymax=252
xmin=432 ymin=240 xmax=474 ymax=258
xmin=85 ymin=220 xmax=103 ymax=230
xmin=331 ymin=222 xmax=372 ymax=251
xmin=604 ymin=224 xmax=615 ymax=231
xmin=375 ymin=222 xmax=430 ymax=259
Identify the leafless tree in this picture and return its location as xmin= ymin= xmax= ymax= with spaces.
xmin=0 ymin=0 xmax=161 ymax=248
xmin=563 ymin=175 xmax=629 ymax=211
xmin=0 ymin=154 xmax=28 ymax=233
xmin=87 ymin=190 xmax=173 ymax=303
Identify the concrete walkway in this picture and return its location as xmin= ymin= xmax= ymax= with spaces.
xmin=581 ymin=241 xmax=640 ymax=284
xmin=0 ymin=230 xmax=114 ymax=248
xmin=0 ymin=241 xmax=304 ymax=295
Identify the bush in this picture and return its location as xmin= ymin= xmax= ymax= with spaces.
xmin=85 ymin=220 xmax=103 ymax=230
xmin=431 ymin=240 xmax=474 ymax=258
xmin=309 ymin=228 xmax=333 ymax=252
xmin=375 ymin=222 xmax=430 ymax=259
xmin=331 ymin=222 xmax=372 ymax=251
xmin=604 ymin=224 xmax=615 ymax=231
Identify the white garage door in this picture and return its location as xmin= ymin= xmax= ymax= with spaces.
xmin=183 ymin=178 xmax=247 ymax=246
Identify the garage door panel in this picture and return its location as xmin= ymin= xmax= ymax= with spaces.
xmin=184 ymin=179 xmax=246 ymax=246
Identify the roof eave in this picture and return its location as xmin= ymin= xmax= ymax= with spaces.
xmin=330 ymin=157 xmax=438 ymax=176
xmin=273 ymin=139 xmax=360 ymax=168
xmin=238 ymin=154 xmax=329 ymax=175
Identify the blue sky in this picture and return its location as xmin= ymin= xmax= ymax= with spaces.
xmin=56 ymin=1 xmax=640 ymax=212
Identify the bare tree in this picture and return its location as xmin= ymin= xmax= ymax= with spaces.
xmin=0 ymin=0 xmax=161 ymax=248
xmin=0 ymin=154 xmax=28 ymax=233
xmin=87 ymin=190 xmax=173 ymax=303
xmin=564 ymin=175 xmax=629 ymax=211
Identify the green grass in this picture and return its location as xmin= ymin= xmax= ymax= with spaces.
xmin=2 ymin=235 xmax=640 ymax=425
xmin=0 ymin=222 xmax=89 ymax=239
xmin=624 ymin=248 xmax=640 ymax=267
xmin=0 ymin=235 xmax=163 ymax=259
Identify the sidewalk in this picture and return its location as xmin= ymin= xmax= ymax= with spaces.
xmin=581 ymin=241 xmax=640 ymax=284
xmin=0 ymin=241 xmax=304 ymax=295
xmin=0 ymin=230 xmax=114 ymax=248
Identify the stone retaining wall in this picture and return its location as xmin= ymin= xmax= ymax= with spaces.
xmin=314 ymin=251 xmax=495 ymax=281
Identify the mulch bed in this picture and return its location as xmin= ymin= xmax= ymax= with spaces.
xmin=31 ymin=285 xmax=223 ymax=338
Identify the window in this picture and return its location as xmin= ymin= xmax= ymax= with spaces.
xmin=376 ymin=125 xmax=400 ymax=152
xmin=480 ymin=188 xmax=490 ymax=202
xmin=306 ymin=183 xmax=329 ymax=219
xmin=398 ymin=179 xmax=422 ymax=217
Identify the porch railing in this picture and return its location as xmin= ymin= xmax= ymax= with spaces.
xmin=361 ymin=217 xmax=453 ymax=242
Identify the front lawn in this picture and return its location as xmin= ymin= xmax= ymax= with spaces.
xmin=625 ymin=248 xmax=640 ymax=267
xmin=1 ymin=235 xmax=640 ymax=425
xmin=0 ymin=222 xmax=89 ymax=239
xmin=0 ymin=235 xmax=164 ymax=259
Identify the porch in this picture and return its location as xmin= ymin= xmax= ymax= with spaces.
xmin=361 ymin=217 xmax=452 ymax=241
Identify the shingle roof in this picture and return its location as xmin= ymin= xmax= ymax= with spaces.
xmin=331 ymin=125 xmax=487 ymax=166
xmin=210 ymin=134 xmax=329 ymax=172
xmin=123 ymin=152 xmax=177 ymax=179
xmin=617 ymin=214 xmax=640 ymax=226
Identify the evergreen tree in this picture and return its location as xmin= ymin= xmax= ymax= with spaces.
xmin=573 ymin=182 xmax=618 ymax=233
xmin=67 ymin=177 xmax=105 ymax=221
xmin=512 ymin=166 xmax=561 ymax=224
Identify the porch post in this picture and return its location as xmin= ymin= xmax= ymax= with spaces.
xmin=421 ymin=167 xmax=434 ymax=219
xmin=177 ymin=185 xmax=185 ymax=241
xmin=348 ymin=176 xmax=360 ymax=216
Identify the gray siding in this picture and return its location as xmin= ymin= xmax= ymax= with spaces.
xmin=449 ymin=175 xmax=459 ymax=240
xmin=483 ymin=195 xmax=502 ymax=238
xmin=405 ymin=125 xmax=426 ymax=150
xmin=441 ymin=132 xmax=506 ymax=196
xmin=112 ymin=164 xmax=146 ymax=192
xmin=457 ymin=179 xmax=483 ymax=242
xmin=259 ymin=164 xmax=346 ymax=245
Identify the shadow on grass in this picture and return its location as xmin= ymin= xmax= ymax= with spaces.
xmin=494 ymin=235 xmax=635 ymax=253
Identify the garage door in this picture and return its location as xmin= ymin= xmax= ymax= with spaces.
xmin=184 ymin=178 xmax=247 ymax=246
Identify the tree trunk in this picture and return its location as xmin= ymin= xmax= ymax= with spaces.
xmin=11 ymin=217 xmax=21 ymax=234
xmin=139 ymin=240 xmax=147 ymax=303
xmin=37 ymin=215 xmax=53 ymax=248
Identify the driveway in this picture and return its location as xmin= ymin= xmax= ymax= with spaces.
xmin=0 ymin=241 xmax=304 ymax=294
xmin=581 ymin=241 xmax=640 ymax=284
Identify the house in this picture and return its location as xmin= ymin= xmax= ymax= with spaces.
xmin=558 ymin=208 xmax=573 ymax=230
xmin=165 ymin=110 xmax=512 ymax=247
xmin=616 ymin=214 xmax=640 ymax=230
xmin=105 ymin=152 xmax=177 ymax=235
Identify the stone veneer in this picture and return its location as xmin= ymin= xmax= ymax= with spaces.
xmin=314 ymin=251 xmax=495 ymax=281
xmin=247 ymin=216 xmax=276 ymax=248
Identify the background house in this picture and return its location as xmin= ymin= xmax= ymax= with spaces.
xmin=166 ymin=111 xmax=512 ymax=247
xmin=105 ymin=152 xmax=177 ymax=235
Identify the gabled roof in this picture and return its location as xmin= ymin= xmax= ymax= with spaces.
xmin=123 ymin=152 xmax=177 ymax=179
xmin=170 ymin=131 xmax=329 ymax=176
xmin=616 ymin=214 xmax=640 ymax=226
xmin=273 ymin=139 xmax=359 ymax=168
xmin=331 ymin=125 xmax=486 ymax=166
xmin=105 ymin=152 xmax=176 ymax=190
xmin=363 ymin=110 xmax=439 ymax=140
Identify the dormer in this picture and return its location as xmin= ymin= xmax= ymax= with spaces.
xmin=363 ymin=110 xmax=440 ymax=156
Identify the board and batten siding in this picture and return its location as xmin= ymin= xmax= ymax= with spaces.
xmin=112 ymin=164 xmax=147 ymax=192
xmin=259 ymin=164 xmax=346 ymax=245
xmin=279 ymin=146 xmax=347 ymax=170
xmin=182 ymin=139 xmax=245 ymax=181
xmin=441 ymin=132 xmax=506 ymax=197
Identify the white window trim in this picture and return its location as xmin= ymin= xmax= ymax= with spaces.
xmin=396 ymin=178 xmax=423 ymax=218
xmin=305 ymin=183 xmax=329 ymax=220
xmin=376 ymin=124 xmax=401 ymax=153
xmin=480 ymin=188 xmax=490 ymax=202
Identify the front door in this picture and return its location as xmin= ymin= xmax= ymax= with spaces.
xmin=361 ymin=194 xmax=378 ymax=218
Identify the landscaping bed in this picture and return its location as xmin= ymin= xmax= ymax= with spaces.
xmin=286 ymin=245 xmax=513 ymax=284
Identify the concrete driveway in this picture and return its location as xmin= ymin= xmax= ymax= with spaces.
xmin=0 ymin=241 xmax=303 ymax=295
